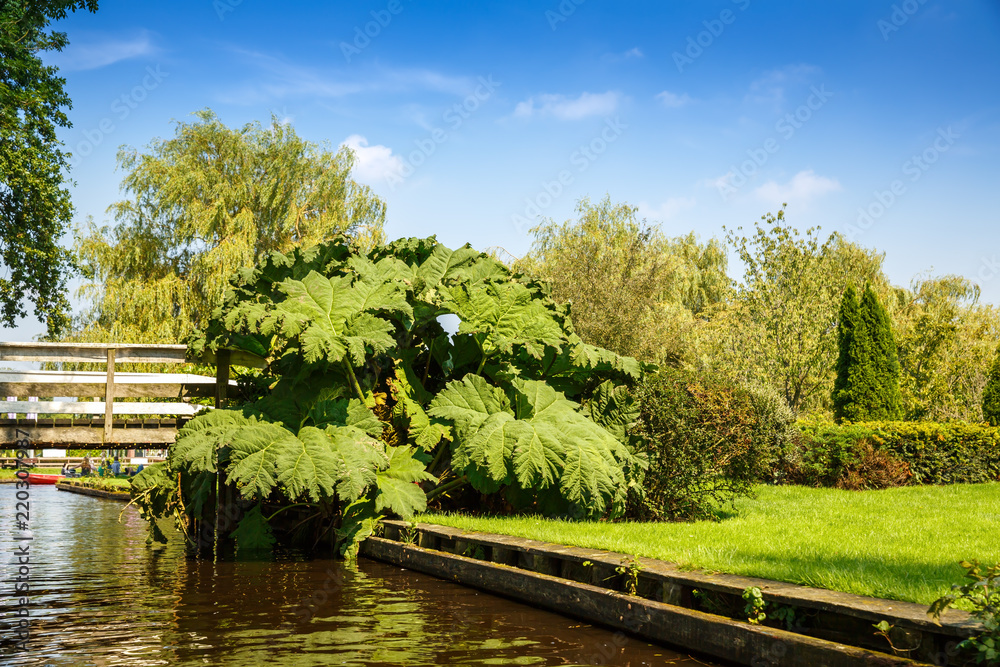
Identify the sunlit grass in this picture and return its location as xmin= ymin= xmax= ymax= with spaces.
xmin=0 ymin=467 xmax=62 ymax=480
xmin=419 ymin=483 xmax=1000 ymax=606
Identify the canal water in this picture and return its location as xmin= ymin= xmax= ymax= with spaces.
xmin=1 ymin=485 xmax=715 ymax=666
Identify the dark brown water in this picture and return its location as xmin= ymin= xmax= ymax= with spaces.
xmin=1 ymin=485 xmax=715 ymax=666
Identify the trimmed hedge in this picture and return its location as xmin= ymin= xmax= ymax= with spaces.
xmin=789 ymin=420 xmax=1000 ymax=488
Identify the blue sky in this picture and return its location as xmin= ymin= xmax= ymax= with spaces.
xmin=10 ymin=0 xmax=1000 ymax=340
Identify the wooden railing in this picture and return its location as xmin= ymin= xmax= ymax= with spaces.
xmin=0 ymin=342 xmax=263 ymax=446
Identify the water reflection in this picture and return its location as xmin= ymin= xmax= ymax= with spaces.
xmin=1 ymin=486 xmax=711 ymax=666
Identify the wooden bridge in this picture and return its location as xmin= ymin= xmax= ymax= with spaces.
xmin=0 ymin=342 xmax=263 ymax=448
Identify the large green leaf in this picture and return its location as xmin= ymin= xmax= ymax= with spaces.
xmin=443 ymin=281 xmax=564 ymax=360
xmin=171 ymin=410 xmax=252 ymax=474
xmin=275 ymin=425 xmax=344 ymax=502
xmin=226 ymin=422 xmax=301 ymax=499
xmin=585 ymin=380 xmax=639 ymax=443
xmin=327 ymin=425 xmax=387 ymax=502
xmin=230 ymin=504 xmax=276 ymax=554
xmin=430 ymin=374 xmax=633 ymax=516
xmin=337 ymin=498 xmax=378 ymax=558
xmin=375 ymin=445 xmax=435 ymax=519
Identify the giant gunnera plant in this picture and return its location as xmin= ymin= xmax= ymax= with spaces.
xmin=130 ymin=236 xmax=645 ymax=557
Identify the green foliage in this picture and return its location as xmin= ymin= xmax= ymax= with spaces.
xmin=615 ymin=556 xmax=643 ymax=596
xmin=894 ymin=276 xmax=1000 ymax=422
xmin=69 ymin=109 xmax=387 ymax=346
xmin=792 ymin=420 xmax=1000 ymax=487
xmin=135 ymin=235 xmax=639 ymax=557
xmin=630 ymin=368 xmax=785 ymax=520
xmin=429 ymin=375 xmax=635 ymax=516
xmin=929 ymin=561 xmax=1000 ymax=665
xmin=705 ymin=208 xmax=891 ymax=413
xmin=983 ymin=346 xmax=1000 ymax=427
xmin=0 ymin=0 xmax=97 ymax=335
xmin=518 ymin=195 xmax=728 ymax=364
xmin=742 ymin=586 xmax=767 ymax=625
xmin=833 ymin=285 xmax=903 ymax=422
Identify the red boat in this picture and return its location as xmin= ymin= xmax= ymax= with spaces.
xmin=26 ymin=473 xmax=65 ymax=485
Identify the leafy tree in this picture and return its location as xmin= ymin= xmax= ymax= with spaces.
xmin=983 ymin=345 xmax=1000 ymax=426
xmin=0 ymin=0 xmax=97 ymax=336
xmin=71 ymin=109 xmax=386 ymax=345
xmin=704 ymin=209 xmax=890 ymax=413
xmin=134 ymin=235 xmax=642 ymax=557
xmin=518 ymin=195 xmax=728 ymax=364
xmin=893 ymin=276 xmax=1000 ymax=422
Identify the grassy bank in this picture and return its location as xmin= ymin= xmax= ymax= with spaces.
xmin=59 ymin=477 xmax=132 ymax=491
xmin=0 ymin=468 xmax=62 ymax=480
xmin=419 ymin=483 xmax=1000 ymax=606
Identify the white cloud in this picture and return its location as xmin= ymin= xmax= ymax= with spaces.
xmin=341 ymin=135 xmax=403 ymax=184
xmin=746 ymin=64 xmax=820 ymax=109
xmin=638 ymin=197 xmax=696 ymax=221
xmin=50 ymin=30 xmax=157 ymax=70
xmin=513 ymin=91 xmax=621 ymax=120
xmin=601 ymin=47 xmax=643 ymax=63
xmin=655 ymin=91 xmax=692 ymax=108
xmin=219 ymin=49 xmax=477 ymax=104
xmin=753 ymin=170 xmax=841 ymax=205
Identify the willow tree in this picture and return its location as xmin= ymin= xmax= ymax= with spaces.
xmin=518 ymin=195 xmax=729 ymax=364
xmin=1 ymin=0 xmax=98 ymax=337
xmin=70 ymin=109 xmax=387 ymax=344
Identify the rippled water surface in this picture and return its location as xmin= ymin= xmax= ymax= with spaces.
xmin=0 ymin=485 xmax=715 ymax=666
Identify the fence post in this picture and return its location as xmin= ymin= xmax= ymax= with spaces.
xmin=215 ymin=349 xmax=230 ymax=409
xmin=104 ymin=348 xmax=116 ymax=443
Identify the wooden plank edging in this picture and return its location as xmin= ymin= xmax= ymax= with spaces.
xmin=361 ymin=537 xmax=927 ymax=667
xmin=55 ymin=483 xmax=131 ymax=501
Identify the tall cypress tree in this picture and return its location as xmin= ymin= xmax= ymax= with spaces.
xmin=860 ymin=285 xmax=902 ymax=420
xmin=982 ymin=344 xmax=1000 ymax=426
xmin=833 ymin=285 xmax=901 ymax=422
xmin=833 ymin=285 xmax=862 ymax=422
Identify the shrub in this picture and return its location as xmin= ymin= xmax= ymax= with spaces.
xmin=790 ymin=420 xmax=1000 ymax=488
xmin=631 ymin=369 xmax=786 ymax=521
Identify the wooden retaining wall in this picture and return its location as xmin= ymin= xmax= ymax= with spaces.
xmin=362 ymin=520 xmax=979 ymax=667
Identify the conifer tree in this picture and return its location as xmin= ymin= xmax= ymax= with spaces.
xmin=833 ymin=285 xmax=902 ymax=421
xmin=982 ymin=345 xmax=1000 ymax=426
xmin=860 ymin=284 xmax=902 ymax=420
xmin=833 ymin=285 xmax=863 ymax=422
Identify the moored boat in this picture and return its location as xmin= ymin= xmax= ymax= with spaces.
xmin=27 ymin=473 xmax=65 ymax=485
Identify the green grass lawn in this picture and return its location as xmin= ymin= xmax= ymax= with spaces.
xmin=0 ymin=467 xmax=62 ymax=480
xmin=418 ymin=483 xmax=1000 ymax=606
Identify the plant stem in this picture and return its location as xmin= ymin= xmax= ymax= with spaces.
xmin=427 ymin=441 xmax=450 ymax=477
xmin=266 ymin=503 xmax=313 ymax=522
xmin=343 ymin=359 xmax=367 ymax=404
xmin=427 ymin=475 xmax=468 ymax=500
